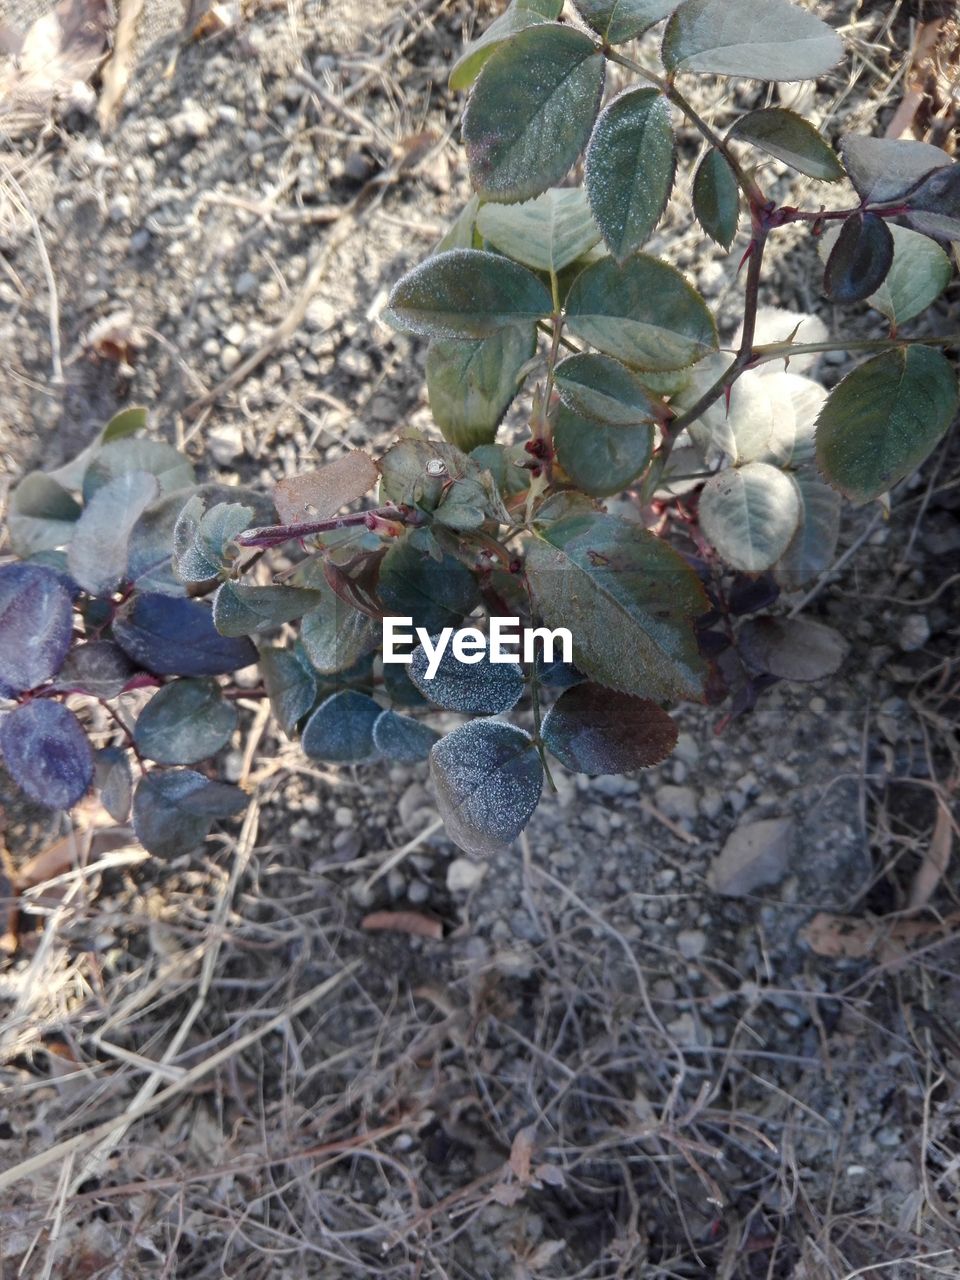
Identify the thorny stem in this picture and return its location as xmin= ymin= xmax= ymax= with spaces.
xmin=752 ymin=334 xmax=960 ymax=363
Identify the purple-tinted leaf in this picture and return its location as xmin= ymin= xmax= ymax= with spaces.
xmin=69 ymin=470 xmax=161 ymax=596
xmin=0 ymin=700 xmax=93 ymax=809
xmin=132 ymin=769 xmax=246 ymax=858
xmin=53 ymin=640 xmax=136 ymax=699
xmin=96 ymin=746 xmax=133 ymax=823
xmin=0 ymin=563 xmax=75 ymax=693
xmin=301 ymin=690 xmax=382 ymax=763
xmin=823 ymin=213 xmax=894 ymax=304
xmin=112 ymin=593 xmax=257 ymax=676
xmin=728 ymin=574 xmax=780 ymax=616
xmin=738 ymin=615 xmax=849 ymax=681
xmin=541 ymin=682 xmax=677 ymax=775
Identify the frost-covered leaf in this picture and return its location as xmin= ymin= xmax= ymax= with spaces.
xmin=213 ymin=581 xmax=323 ymax=637
xmin=427 ymin=325 xmax=536 ymax=452
xmin=68 ymin=470 xmax=160 ymax=596
xmin=739 ymin=615 xmax=848 ymax=681
xmin=53 ymin=640 xmax=135 ymax=699
xmin=692 ymin=147 xmax=740 ymax=249
xmin=273 ymin=451 xmax=379 ymax=525
xmin=565 ymin=253 xmax=717 ymax=371
xmin=259 ymin=644 xmax=318 ymax=736
xmin=449 ymin=0 xmax=562 ymax=92
xmin=379 ymin=540 xmax=480 ymax=632
xmin=774 ymin=470 xmax=841 ymax=588
xmin=823 ymin=212 xmax=894 ymax=304
xmin=96 ymin=746 xmax=132 ymax=823
xmin=555 ymin=353 xmax=661 ymax=426
xmin=385 ymin=249 xmax=553 ymax=339
xmin=463 ymin=24 xmax=605 ymax=202
xmin=372 ymin=709 xmax=439 ymax=763
xmin=728 ymin=108 xmax=843 ymax=180
xmin=300 ymin=585 xmax=380 ymax=673
xmin=0 ymin=563 xmax=75 ymax=693
xmin=815 ymin=347 xmax=958 ymax=503
xmin=196 ymin=502 xmax=254 ymax=568
xmin=301 ymin=690 xmax=381 ymax=763
xmin=410 ymin=637 xmax=524 ymax=713
xmin=82 ymin=438 xmax=194 ymax=501
xmin=554 ymin=404 xmax=653 ymax=496
xmin=133 ymin=678 xmax=237 ymax=764
xmin=699 ymin=462 xmax=801 ymax=572
xmin=585 ymin=88 xmax=675 ymax=262
xmin=839 ymin=134 xmax=949 ymax=206
xmin=113 ymin=593 xmax=257 ymax=676
xmin=541 ymin=682 xmax=677 ymax=774
xmin=573 ymin=0 xmax=680 ymax=43
xmin=132 ymin=769 xmax=245 ymax=858
xmin=173 ymin=494 xmax=218 ymax=583
xmin=663 ymin=0 xmax=843 ymax=82
xmin=0 ymin=700 xmax=93 ymax=810
xmin=525 ymin=512 xmax=709 ymax=700
xmin=430 ymin=720 xmax=543 ymax=856
xmin=8 ymin=472 xmax=82 ymax=556
xmin=476 ymin=188 xmax=601 ymax=273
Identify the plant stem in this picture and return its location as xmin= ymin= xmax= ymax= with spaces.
xmin=752 ymin=334 xmax=960 ymax=364
xmin=236 ymin=505 xmax=421 ymax=548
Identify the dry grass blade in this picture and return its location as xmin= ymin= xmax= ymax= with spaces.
xmin=97 ymin=0 xmax=145 ymax=132
xmin=907 ymin=778 xmax=957 ymax=912
xmin=361 ymin=909 xmax=443 ymax=940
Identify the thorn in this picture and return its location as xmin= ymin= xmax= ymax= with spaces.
xmin=737 ymin=240 xmax=756 ymax=275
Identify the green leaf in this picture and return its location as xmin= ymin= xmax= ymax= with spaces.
xmin=8 ymin=473 xmax=82 ymax=556
xmin=839 ymin=134 xmax=949 ymax=206
xmin=815 ymin=347 xmax=958 ymax=503
xmin=476 ymin=187 xmax=601 ymax=273
xmin=409 ymin=638 xmax=524 ymax=713
xmin=471 ymin=443 xmax=531 ymax=497
xmin=133 ymin=678 xmax=237 ymax=764
xmin=430 ymin=720 xmax=543 ymax=856
xmin=449 ymin=0 xmax=562 ymax=92
xmin=379 ymin=540 xmax=480 ymax=632
xmin=132 ymin=769 xmax=245 ymax=858
xmin=553 ymin=404 xmax=653 ymax=496
xmin=46 ymin=405 xmax=147 ymax=491
xmin=728 ymin=107 xmax=843 ymax=180
xmin=213 ymin=582 xmax=325 ymax=637
xmin=698 ymin=462 xmax=801 ymax=572
xmin=573 ymin=0 xmax=680 ymax=43
xmin=585 ymin=88 xmax=676 ymax=262
xmin=197 ymin=503 xmax=254 ymax=566
xmin=859 ymin=224 xmax=952 ymax=327
xmin=823 ymin=213 xmax=894 ymax=304
xmin=426 ymin=324 xmax=537 ymax=451
xmin=555 ymin=353 xmax=661 ymax=426
xmin=82 ymin=439 xmax=194 ymax=501
xmin=692 ymin=148 xmax=739 ymax=249
xmin=378 ymin=435 xmax=476 ymax=508
xmin=385 ymin=249 xmax=553 ymax=339
xmin=434 ymin=194 xmax=481 ymax=254
xmin=902 ymin=162 xmax=960 ymax=241
xmin=259 ymin=644 xmax=318 ymax=736
xmin=300 ymin=586 xmax=380 ymax=674
xmin=463 ymin=24 xmax=605 ymax=202
xmin=774 ymin=469 xmax=842 ymax=588
xmin=525 ymin=512 xmax=709 ymax=700
xmin=372 ymin=709 xmax=440 ymax=763
xmin=68 ymin=470 xmax=160 ymax=596
xmin=541 ymin=681 xmax=677 ymax=774
xmin=662 ymin=0 xmax=843 ymax=81
xmin=301 ymin=690 xmax=381 ymax=763
xmin=565 ymin=253 xmax=717 ymax=371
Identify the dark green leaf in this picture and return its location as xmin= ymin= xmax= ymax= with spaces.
xmin=430 ymin=720 xmax=543 ymax=855
xmin=300 ymin=585 xmax=380 ymax=674
xmin=863 ymin=224 xmax=952 ymax=326
xmin=449 ymin=0 xmax=562 ymax=92
xmin=378 ymin=436 xmax=477 ymax=508
xmin=173 ymin=494 xmax=218 ymax=584
xmin=134 ymin=678 xmax=237 ymax=764
xmin=197 ymin=503 xmax=254 ymax=567
xmin=585 ymin=88 xmax=675 ymax=262
xmin=54 ymin=641 xmax=135 ymax=699
xmin=662 ymin=0 xmax=842 ymax=81
xmin=82 ymin=439 xmax=194 ymax=501
xmin=385 ymin=249 xmax=553 ymax=339
xmin=698 ymin=462 xmax=801 ymax=572
xmin=692 ymin=148 xmax=740 ymax=249
xmin=383 ymin=659 xmax=428 ymax=708
xmin=471 ymin=444 xmax=531 ymax=497
xmin=8 ymin=473 xmax=82 ymax=556
xmin=525 ymin=512 xmax=709 ymax=700
xmin=553 ymin=404 xmax=653 ymax=496
xmin=541 ymin=681 xmax=677 ymax=774
xmin=839 ymin=134 xmax=949 ymax=206
xmin=903 ymin=161 xmax=960 ymax=241
xmin=0 ymin=700 xmax=93 ymax=810
xmin=46 ymin=405 xmax=147 ymax=491
xmin=96 ymin=747 xmax=133 ymax=823
xmin=372 ymin=709 xmax=439 ymax=763
xmin=434 ymin=194 xmax=481 ymax=254
xmin=815 ymin=347 xmax=958 ymax=503
xmin=565 ymin=253 xmax=717 ymax=371
xmin=0 ymin=564 xmax=74 ymax=693
xmin=409 ymin=637 xmax=524 ymax=713
xmin=555 ymin=353 xmax=661 ymax=425
xmin=728 ymin=108 xmax=843 ymax=180
xmin=68 ymin=471 xmax=160 ymax=596
xmin=823 ymin=213 xmax=894 ymax=304
xmin=463 ymin=24 xmax=605 ymax=202
xmin=739 ymin=616 xmax=848 ymax=681
xmin=213 ymin=581 xmax=324 ymax=637
xmin=132 ymin=769 xmax=246 ymax=858
xmin=301 ymin=690 xmax=381 ymax=763
xmin=379 ymin=540 xmax=480 ymax=632
xmin=113 ymin=593 xmax=258 ymax=676
xmin=573 ymin=0 xmax=680 ymax=43
xmin=426 ymin=325 xmax=536 ymax=451
xmin=475 ymin=187 xmax=601 ymax=273
xmin=259 ymin=645 xmax=318 ymax=736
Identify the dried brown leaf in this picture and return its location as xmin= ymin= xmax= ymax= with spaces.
xmin=273 ymin=451 xmax=379 ymax=524
xmin=801 ymin=909 xmax=960 ymax=964
xmin=489 ymin=1180 xmax=526 ymax=1207
xmin=97 ymin=0 xmax=145 ymax=132
xmin=907 ymin=789 xmax=956 ymax=912
xmin=361 ymin=910 xmax=443 ymax=940
xmin=508 ymin=1125 xmax=535 ymax=1182
xmin=0 ymin=0 xmax=110 ymax=119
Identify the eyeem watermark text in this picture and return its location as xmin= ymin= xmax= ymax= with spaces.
xmin=383 ymin=617 xmax=573 ymax=679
